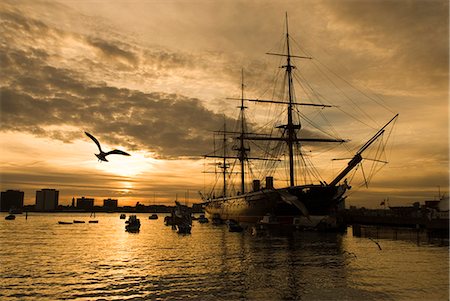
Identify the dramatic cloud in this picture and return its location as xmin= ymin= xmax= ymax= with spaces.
xmin=0 ymin=4 xmax=237 ymax=158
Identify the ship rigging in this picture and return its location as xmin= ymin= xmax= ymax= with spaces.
xmin=202 ymin=14 xmax=398 ymax=228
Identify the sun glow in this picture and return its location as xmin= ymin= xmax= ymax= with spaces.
xmin=117 ymin=181 xmax=134 ymax=194
xmin=93 ymin=151 xmax=154 ymax=177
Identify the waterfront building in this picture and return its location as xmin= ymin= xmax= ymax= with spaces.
xmin=35 ymin=189 xmax=59 ymax=211
xmin=103 ymin=198 xmax=118 ymax=210
xmin=76 ymin=197 xmax=94 ymax=211
xmin=0 ymin=190 xmax=24 ymax=212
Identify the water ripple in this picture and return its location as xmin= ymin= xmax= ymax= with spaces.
xmin=0 ymin=213 xmax=448 ymax=300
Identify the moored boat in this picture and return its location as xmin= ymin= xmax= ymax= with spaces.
xmin=227 ymin=219 xmax=243 ymax=232
xmin=148 ymin=214 xmax=158 ymax=220
xmin=172 ymin=201 xmax=192 ymax=234
xmin=164 ymin=215 xmax=174 ymax=226
xmin=125 ymin=215 xmax=141 ymax=232
xmin=197 ymin=214 xmax=209 ymax=223
xmin=211 ymin=213 xmax=223 ymax=225
xmin=5 ymin=214 xmax=16 ymax=220
xmin=176 ymin=223 xmax=192 ymax=234
xmin=202 ymin=15 xmax=398 ymax=231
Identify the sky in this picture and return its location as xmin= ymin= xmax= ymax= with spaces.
xmin=0 ymin=0 xmax=448 ymax=208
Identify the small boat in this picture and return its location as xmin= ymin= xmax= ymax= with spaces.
xmin=120 ymin=213 xmax=126 ymax=219
xmin=176 ymin=223 xmax=192 ymax=234
xmin=5 ymin=214 xmax=16 ymax=220
xmin=73 ymin=220 xmax=85 ymax=223
xmin=148 ymin=214 xmax=158 ymax=220
xmin=58 ymin=221 xmax=72 ymax=224
xmin=198 ymin=214 xmax=209 ymax=224
xmin=227 ymin=219 xmax=243 ymax=232
xmin=125 ymin=215 xmax=141 ymax=232
xmin=211 ymin=213 xmax=223 ymax=225
xmin=164 ymin=215 xmax=174 ymax=226
xmin=88 ymin=220 xmax=99 ymax=223
xmin=173 ymin=201 xmax=193 ymax=234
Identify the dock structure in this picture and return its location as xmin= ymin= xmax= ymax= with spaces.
xmin=344 ymin=197 xmax=449 ymax=237
xmin=345 ymin=211 xmax=448 ymax=230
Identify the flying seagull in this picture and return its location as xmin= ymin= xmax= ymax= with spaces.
xmin=85 ymin=132 xmax=130 ymax=162
xmin=369 ymin=237 xmax=382 ymax=250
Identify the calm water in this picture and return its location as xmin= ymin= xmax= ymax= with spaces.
xmin=0 ymin=213 xmax=448 ymax=301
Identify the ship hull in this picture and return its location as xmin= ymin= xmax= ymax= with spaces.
xmin=204 ymin=184 xmax=348 ymax=225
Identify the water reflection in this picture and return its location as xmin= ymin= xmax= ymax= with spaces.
xmin=0 ymin=213 xmax=448 ymax=300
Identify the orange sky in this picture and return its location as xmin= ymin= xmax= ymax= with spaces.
xmin=0 ymin=0 xmax=448 ymax=207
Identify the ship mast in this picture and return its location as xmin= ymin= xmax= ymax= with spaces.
xmin=241 ymin=13 xmax=345 ymax=188
xmin=222 ymin=120 xmax=228 ymax=197
xmin=239 ymin=70 xmax=247 ymax=193
xmin=284 ymin=13 xmax=297 ymax=187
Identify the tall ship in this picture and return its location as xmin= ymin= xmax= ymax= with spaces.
xmin=201 ymin=15 xmax=398 ymax=229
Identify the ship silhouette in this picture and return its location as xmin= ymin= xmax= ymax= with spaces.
xmin=202 ymin=14 xmax=398 ymax=230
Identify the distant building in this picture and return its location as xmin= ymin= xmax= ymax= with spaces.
xmin=103 ymin=198 xmax=118 ymax=210
xmin=36 ymin=189 xmax=59 ymax=211
xmin=0 ymin=190 xmax=24 ymax=212
xmin=424 ymin=200 xmax=440 ymax=210
xmin=76 ymin=197 xmax=94 ymax=211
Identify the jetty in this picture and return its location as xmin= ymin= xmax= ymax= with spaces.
xmin=344 ymin=196 xmax=449 ymax=235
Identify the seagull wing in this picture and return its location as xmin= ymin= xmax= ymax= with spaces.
xmin=85 ymin=132 xmax=102 ymax=152
xmin=106 ymin=149 xmax=131 ymax=156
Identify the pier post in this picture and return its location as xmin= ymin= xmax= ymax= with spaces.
xmin=352 ymin=224 xmax=361 ymax=237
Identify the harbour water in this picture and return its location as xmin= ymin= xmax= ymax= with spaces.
xmin=1 ymin=213 xmax=448 ymax=300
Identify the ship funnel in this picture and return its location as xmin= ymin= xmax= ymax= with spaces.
xmin=253 ymin=180 xmax=260 ymax=191
xmin=266 ymin=177 xmax=274 ymax=189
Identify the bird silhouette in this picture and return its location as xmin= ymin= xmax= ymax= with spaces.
xmin=85 ymin=132 xmax=130 ymax=162
xmin=369 ymin=237 xmax=382 ymax=250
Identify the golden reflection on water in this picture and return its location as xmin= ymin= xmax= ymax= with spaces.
xmin=0 ymin=213 xmax=448 ymax=301
xmin=343 ymin=230 xmax=449 ymax=300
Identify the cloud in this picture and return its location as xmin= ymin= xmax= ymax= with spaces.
xmin=86 ymin=37 xmax=139 ymax=69
xmin=0 ymin=4 xmax=239 ymax=159
xmin=320 ymin=0 xmax=449 ymax=96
